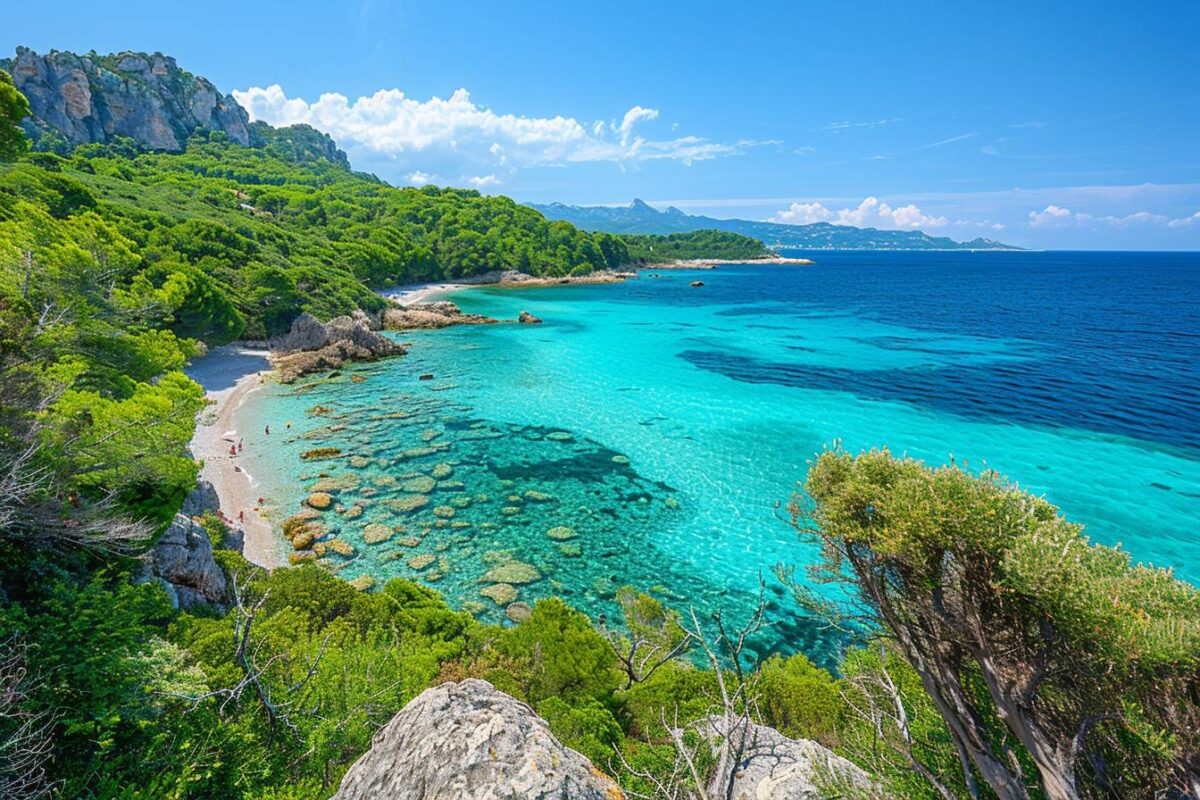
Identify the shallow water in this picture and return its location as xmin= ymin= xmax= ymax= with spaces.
xmin=234 ymin=251 xmax=1200 ymax=664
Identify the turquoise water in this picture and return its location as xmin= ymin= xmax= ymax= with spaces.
xmin=234 ymin=251 xmax=1200 ymax=663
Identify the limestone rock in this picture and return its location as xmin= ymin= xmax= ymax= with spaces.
xmin=332 ymin=679 xmax=622 ymax=800
xmin=2 ymin=47 xmax=250 ymax=151
xmin=700 ymin=716 xmax=875 ymax=799
xmin=272 ymin=312 xmax=404 ymax=384
xmin=518 ymin=310 xmax=543 ymax=324
xmin=381 ymin=301 xmax=498 ymax=331
xmin=480 ymin=583 xmax=518 ymax=605
xmin=148 ymin=514 xmax=228 ymax=610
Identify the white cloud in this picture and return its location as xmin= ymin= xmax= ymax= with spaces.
xmin=406 ymin=171 xmax=432 ymax=186
xmin=232 ymin=84 xmax=755 ymax=183
xmin=769 ymin=202 xmax=834 ymax=224
xmin=1028 ymin=205 xmax=1074 ymax=226
xmin=467 ymin=174 xmax=500 ymax=188
xmin=821 ymin=118 xmax=902 ymax=131
xmin=1029 ymin=205 xmax=1194 ymax=228
xmin=618 ymin=105 xmax=659 ymax=146
xmin=1167 ymin=211 xmax=1200 ymax=228
xmin=769 ymin=197 xmax=948 ymax=230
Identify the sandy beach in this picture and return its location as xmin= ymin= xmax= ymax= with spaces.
xmin=380 ymin=282 xmax=471 ymax=304
xmin=185 ymin=346 xmax=281 ymax=568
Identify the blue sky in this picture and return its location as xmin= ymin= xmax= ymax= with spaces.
xmin=7 ymin=0 xmax=1200 ymax=249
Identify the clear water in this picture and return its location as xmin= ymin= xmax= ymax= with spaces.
xmin=234 ymin=251 xmax=1200 ymax=664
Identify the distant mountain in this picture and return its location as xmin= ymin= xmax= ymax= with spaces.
xmin=530 ymin=198 xmax=1020 ymax=251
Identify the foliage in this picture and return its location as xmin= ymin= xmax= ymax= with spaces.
xmin=0 ymin=70 xmax=29 ymax=161
xmin=757 ymin=651 xmax=843 ymax=747
xmin=493 ymin=597 xmax=621 ymax=704
xmin=620 ymin=229 xmax=768 ymax=262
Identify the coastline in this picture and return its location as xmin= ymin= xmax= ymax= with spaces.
xmin=641 ymin=255 xmax=814 ymax=270
xmin=186 ymin=346 xmax=281 ymax=569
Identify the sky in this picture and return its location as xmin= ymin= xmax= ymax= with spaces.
xmin=7 ymin=0 xmax=1200 ymax=249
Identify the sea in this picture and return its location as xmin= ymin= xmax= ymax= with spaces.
xmin=232 ymin=250 xmax=1200 ymax=664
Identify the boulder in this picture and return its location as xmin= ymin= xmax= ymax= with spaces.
xmin=148 ymin=514 xmax=228 ymax=610
xmin=332 ymin=680 xmax=622 ymax=800
xmin=518 ymin=310 xmax=543 ymax=324
xmin=699 ymin=716 xmax=875 ymax=799
xmin=180 ymin=479 xmax=220 ymax=517
xmin=690 ymin=280 xmax=705 ymax=287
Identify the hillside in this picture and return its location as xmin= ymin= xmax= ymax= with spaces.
xmin=531 ymin=198 xmax=1021 ymax=251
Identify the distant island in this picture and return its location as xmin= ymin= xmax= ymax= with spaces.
xmin=530 ymin=198 xmax=1022 ymax=251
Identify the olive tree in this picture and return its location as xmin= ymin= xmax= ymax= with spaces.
xmin=793 ymin=447 xmax=1200 ymax=800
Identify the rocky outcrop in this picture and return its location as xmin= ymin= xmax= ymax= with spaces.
xmin=332 ymin=679 xmax=623 ymax=800
xmin=147 ymin=514 xmax=229 ymax=610
xmin=518 ymin=310 xmax=543 ymax=324
xmin=381 ymin=301 xmax=498 ymax=331
xmin=700 ymin=717 xmax=875 ymax=799
xmin=2 ymin=47 xmax=250 ymax=151
xmin=272 ymin=310 xmax=404 ymax=383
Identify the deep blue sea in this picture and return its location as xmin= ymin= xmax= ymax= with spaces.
xmin=237 ymin=250 xmax=1200 ymax=662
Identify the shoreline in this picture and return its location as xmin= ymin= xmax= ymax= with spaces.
xmin=186 ymin=346 xmax=281 ymax=569
xmin=640 ymin=256 xmax=815 ymax=270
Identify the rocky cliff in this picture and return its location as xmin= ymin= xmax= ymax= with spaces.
xmin=1 ymin=46 xmax=251 ymax=151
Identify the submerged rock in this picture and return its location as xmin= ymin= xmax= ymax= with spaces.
xmin=305 ymin=492 xmax=334 ymax=510
xmin=331 ymin=679 xmax=622 ymax=800
xmin=482 ymin=561 xmax=542 ymax=585
xmin=546 ymin=526 xmax=577 ymax=541
xmin=363 ymin=523 xmax=393 ymax=545
xmin=408 ymin=554 xmax=436 ymax=570
xmin=480 ymin=583 xmax=518 ymax=605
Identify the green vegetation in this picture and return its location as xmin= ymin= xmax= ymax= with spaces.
xmin=619 ymin=229 xmax=768 ymax=262
xmin=0 ymin=69 xmax=29 ymax=160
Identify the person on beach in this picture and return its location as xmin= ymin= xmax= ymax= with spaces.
xmin=265 ymin=425 xmax=270 ymax=435
xmin=238 ymin=440 xmax=243 ymax=453
xmin=239 ymin=511 xmax=244 ymax=524
xmin=229 ymin=444 xmax=236 ymax=456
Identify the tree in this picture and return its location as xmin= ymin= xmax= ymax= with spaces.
xmin=794 ymin=447 xmax=1200 ymax=800
xmin=0 ymin=70 xmax=30 ymax=161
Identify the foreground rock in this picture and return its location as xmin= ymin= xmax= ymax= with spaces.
xmin=332 ymin=679 xmax=622 ymax=800
xmin=382 ymin=301 xmax=499 ymax=331
xmin=272 ymin=310 xmax=403 ymax=383
xmin=700 ymin=716 xmax=874 ymax=799
xmin=146 ymin=514 xmax=229 ymax=610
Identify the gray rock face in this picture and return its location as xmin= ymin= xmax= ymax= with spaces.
xmin=272 ymin=311 xmax=404 ymax=383
xmin=332 ymin=679 xmax=623 ymax=800
xmin=2 ymin=47 xmax=250 ymax=150
xmin=149 ymin=514 xmax=229 ymax=610
xmin=701 ymin=717 xmax=875 ymax=799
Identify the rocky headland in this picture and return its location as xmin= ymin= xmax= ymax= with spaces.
xmin=271 ymin=310 xmax=404 ymax=384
